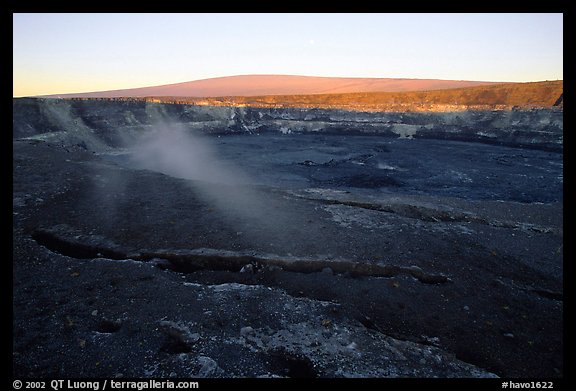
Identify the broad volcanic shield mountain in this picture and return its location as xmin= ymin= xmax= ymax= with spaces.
xmin=38 ymin=74 xmax=500 ymax=98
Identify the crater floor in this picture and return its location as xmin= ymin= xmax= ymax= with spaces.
xmin=13 ymin=134 xmax=563 ymax=378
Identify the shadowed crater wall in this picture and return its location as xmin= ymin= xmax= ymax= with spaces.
xmin=13 ymin=98 xmax=563 ymax=152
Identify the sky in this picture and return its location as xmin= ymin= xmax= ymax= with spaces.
xmin=13 ymin=13 xmax=563 ymax=97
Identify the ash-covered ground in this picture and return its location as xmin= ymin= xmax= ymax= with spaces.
xmin=13 ymin=102 xmax=563 ymax=378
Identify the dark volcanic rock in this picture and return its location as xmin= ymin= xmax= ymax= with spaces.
xmin=12 ymin=100 xmax=563 ymax=379
xmin=320 ymin=173 xmax=404 ymax=189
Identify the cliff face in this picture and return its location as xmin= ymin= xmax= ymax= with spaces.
xmin=155 ymin=80 xmax=563 ymax=112
xmin=13 ymin=98 xmax=563 ymax=152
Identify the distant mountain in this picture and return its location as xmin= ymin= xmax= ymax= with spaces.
xmin=39 ymin=75 xmax=501 ymax=98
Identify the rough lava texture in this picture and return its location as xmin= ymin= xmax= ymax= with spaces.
xmin=13 ymin=98 xmax=563 ymax=152
xmin=13 ymin=98 xmax=562 ymax=378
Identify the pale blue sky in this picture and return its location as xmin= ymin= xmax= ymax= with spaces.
xmin=13 ymin=13 xmax=563 ymax=97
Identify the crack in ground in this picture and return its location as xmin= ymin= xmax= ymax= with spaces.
xmin=32 ymin=226 xmax=450 ymax=284
xmin=298 ymin=196 xmax=558 ymax=234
